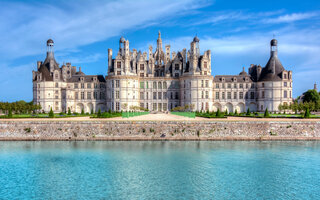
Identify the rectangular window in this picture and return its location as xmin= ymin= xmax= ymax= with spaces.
xmin=116 ymin=80 xmax=120 ymax=88
xmin=284 ymin=82 xmax=287 ymax=87
xmin=163 ymin=92 xmax=167 ymax=99
xmin=234 ymin=92 xmax=237 ymax=99
xmin=239 ymin=92 xmax=243 ymax=99
xmin=87 ymin=92 xmax=91 ymax=99
xmin=153 ymin=92 xmax=157 ymax=100
xmin=201 ymin=91 xmax=204 ymax=99
xmin=117 ymin=71 xmax=121 ymax=75
xmin=222 ymin=92 xmax=225 ymax=99
xmin=158 ymin=103 xmax=162 ymax=111
xmin=153 ymin=103 xmax=157 ymax=111
xmin=204 ymin=71 xmax=207 ymax=75
xmin=250 ymin=92 xmax=254 ymax=99
xmin=163 ymin=103 xmax=167 ymax=111
xmin=117 ymin=62 xmax=121 ymax=69
xmin=94 ymin=92 xmax=97 ymax=99
xmin=201 ymin=80 xmax=204 ymax=88
xmin=262 ymin=91 xmax=265 ymax=98
xmin=81 ymin=83 xmax=84 ymax=89
xmin=116 ymin=91 xmax=120 ymax=99
xmin=246 ymin=83 xmax=249 ymax=89
xmin=215 ymin=92 xmax=219 ymax=99
xmin=146 ymin=92 xmax=148 ymax=100
xmin=55 ymin=83 xmax=59 ymax=88
xmin=116 ymin=102 xmax=120 ymax=111
xmin=74 ymin=83 xmax=78 ymax=89
xmin=140 ymin=103 xmax=144 ymax=109
xmin=239 ymin=83 xmax=243 ymax=89
xmin=175 ymin=92 xmax=179 ymax=99
xmin=87 ymin=83 xmax=91 ymax=88
xmin=204 ymin=62 xmax=207 ymax=68
xmin=158 ymin=92 xmax=162 ymax=99
xmin=75 ymin=92 xmax=79 ymax=99
xmin=227 ymin=92 xmax=231 ymax=99
xmin=284 ymin=91 xmax=288 ymax=98
xmin=205 ymin=91 xmax=209 ymax=99
xmin=140 ymin=92 xmax=144 ymax=100
xmin=216 ymin=83 xmax=219 ymax=89
xmin=140 ymin=82 xmax=144 ymax=89
xmin=140 ymin=73 xmax=144 ymax=77
xmin=175 ymin=73 xmax=179 ymax=77
xmin=81 ymin=92 xmax=84 ymax=99
xmin=228 ymin=83 xmax=231 ymax=89
xmin=140 ymin=64 xmax=144 ymax=71
xmin=175 ymin=64 xmax=179 ymax=70
xmin=205 ymin=80 xmax=209 ymax=87
xmin=234 ymin=83 xmax=237 ymax=88
xmin=222 ymin=83 xmax=225 ymax=89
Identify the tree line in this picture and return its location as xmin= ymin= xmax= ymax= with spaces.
xmin=0 ymin=101 xmax=42 ymax=114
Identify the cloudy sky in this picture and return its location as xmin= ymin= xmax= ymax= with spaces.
xmin=1 ymin=0 xmax=320 ymax=102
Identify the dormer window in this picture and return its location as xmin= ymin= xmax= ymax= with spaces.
xmin=284 ymin=74 xmax=287 ymax=79
xmin=204 ymin=62 xmax=207 ymax=68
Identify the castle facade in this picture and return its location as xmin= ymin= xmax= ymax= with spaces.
xmin=32 ymin=32 xmax=293 ymax=113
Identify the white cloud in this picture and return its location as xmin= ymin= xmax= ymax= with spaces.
xmin=264 ymin=12 xmax=318 ymax=23
xmin=0 ymin=0 xmax=209 ymax=60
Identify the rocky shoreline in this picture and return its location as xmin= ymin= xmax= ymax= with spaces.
xmin=0 ymin=120 xmax=320 ymax=141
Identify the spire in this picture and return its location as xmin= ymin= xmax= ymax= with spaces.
xmin=314 ymin=82 xmax=318 ymax=91
xmin=158 ymin=30 xmax=161 ymax=39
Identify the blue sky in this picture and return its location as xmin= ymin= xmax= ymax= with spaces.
xmin=1 ymin=0 xmax=320 ymax=102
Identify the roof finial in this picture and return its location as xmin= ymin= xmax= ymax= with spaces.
xmin=158 ymin=30 xmax=161 ymax=39
xmin=243 ymin=66 xmax=245 ymax=72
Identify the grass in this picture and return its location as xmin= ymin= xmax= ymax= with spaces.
xmin=171 ymin=112 xmax=195 ymax=118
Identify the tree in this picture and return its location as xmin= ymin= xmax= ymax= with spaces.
xmin=91 ymin=109 xmax=94 ymax=115
xmin=234 ymin=109 xmax=238 ymax=115
xmin=8 ymin=109 xmax=12 ymax=118
xmin=264 ymin=108 xmax=270 ymax=118
xmin=216 ymin=109 xmax=221 ymax=117
xmin=81 ymin=108 xmax=84 ymax=115
xmin=97 ymin=108 xmax=101 ymax=118
xmin=246 ymin=108 xmax=251 ymax=116
xmin=303 ymin=89 xmax=320 ymax=103
xmin=304 ymin=108 xmax=311 ymax=118
xmin=49 ymin=108 xmax=54 ymax=118
xmin=225 ymin=109 xmax=228 ymax=115
xmin=67 ymin=108 xmax=71 ymax=115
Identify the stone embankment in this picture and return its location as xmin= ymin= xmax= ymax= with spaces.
xmin=0 ymin=120 xmax=320 ymax=141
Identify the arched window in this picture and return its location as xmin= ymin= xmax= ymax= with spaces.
xmin=158 ymin=82 xmax=162 ymax=89
xmin=153 ymin=82 xmax=157 ymax=89
xmin=163 ymin=81 xmax=167 ymax=89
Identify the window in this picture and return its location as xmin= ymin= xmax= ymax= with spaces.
xmin=175 ymin=64 xmax=179 ymax=70
xmin=222 ymin=83 xmax=225 ymax=89
xmin=262 ymin=91 xmax=265 ymax=98
xmin=55 ymin=96 xmax=58 ymax=99
xmin=116 ymin=102 xmax=120 ymax=111
xmin=75 ymin=92 xmax=79 ymax=99
xmin=94 ymin=92 xmax=97 ymax=99
xmin=239 ymin=92 xmax=243 ymax=99
xmin=153 ymin=82 xmax=157 ymax=89
xmin=284 ymin=91 xmax=287 ymax=98
xmin=284 ymin=82 xmax=287 ymax=87
xmin=116 ymin=80 xmax=120 ymax=88
xmin=87 ymin=83 xmax=91 ymax=89
xmin=234 ymin=92 xmax=237 ymax=99
xmin=175 ymin=92 xmax=179 ymax=99
xmin=290 ymin=91 xmax=292 ymax=98
xmin=163 ymin=92 xmax=167 ymax=99
xmin=204 ymin=62 xmax=207 ymax=68
xmin=117 ymin=71 xmax=121 ymax=75
xmin=201 ymin=91 xmax=204 ymax=99
xmin=216 ymin=83 xmax=219 ymax=89
xmin=74 ymin=83 xmax=78 ymax=89
xmin=239 ymin=83 xmax=243 ymax=89
xmin=116 ymin=91 xmax=120 ymax=99
xmin=146 ymin=92 xmax=148 ymax=100
xmin=158 ymin=103 xmax=162 ymax=111
xmin=158 ymin=92 xmax=162 ymax=99
xmin=250 ymin=92 xmax=254 ymax=99
xmin=153 ymin=103 xmax=157 ymax=111
xmin=140 ymin=103 xmax=144 ymax=109
xmin=94 ymin=83 xmax=98 ymax=88
xmin=204 ymin=71 xmax=207 ymax=75
xmin=215 ymin=92 xmax=219 ymax=99
xmin=205 ymin=80 xmax=209 ymax=87
xmin=246 ymin=84 xmax=248 ymax=89
xmin=227 ymin=92 xmax=231 ymax=99
xmin=140 ymin=64 xmax=144 ymax=71
xmin=140 ymin=82 xmax=144 ymax=89
xmin=87 ymin=92 xmax=91 ymax=99
xmin=153 ymin=92 xmax=157 ymax=100
xmin=140 ymin=92 xmax=144 ymax=100
xmin=100 ymin=92 xmax=105 ymax=99
xmin=100 ymin=84 xmax=104 ymax=88
xmin=222 ymin=92 xmax=225 ymax=99
xmin=55 ymin=83 xmax=59 ymax=88
xmin=234 ymin=83 xmax=237 ymax=88
xmin=205 ymin=91 xmax=209 ymax=99
xmin=284 ymin=74 xmax=287 ymax=79
xmin=228 ymin=83 xmax=231 ymax=89
xmin=158 ymin=82 xmax=162 ymax=89
xmin=81 ymin=83 xmax=84 ymax=89
xmin=201 ymin=80 xmax=204 ymax=88
xmin=117 ymin=62 xmax=121 ymax=69
xmin=140 ymin=73 xmax=144 ymax=77
xmin=81 ymin=92 xmax=84 ymax=99
xmin=163 ymin=103 xmax=167 ymax=111
xmin=175 ymin=73 xmax=179 ymax=77
xmin=262 ymin=83 xmax=264 ymax=88
xmin=163 ymin=82 xmax=167 ymax=89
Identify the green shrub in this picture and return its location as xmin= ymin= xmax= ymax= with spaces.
xmin=49 ymin=108 xmax=54 ymax=118
xmin=264 ymin=108 xmax=270 ymax=118
xmin=304 ymin=108 xmax=311 ymax=118
xmin=234 ymin=109 xmax=238 ymax=115
xmin=67 ymin=108 xmax=71 ymax=115
xmin=97 ymin=109 xmax=101 ymax=118
xmin=8 ymin=109 xmax=13 ymax=118
xmin=246 ymin=108 xmax=251 ymax=116
xmin=216 ymin=109 xmax=221 ymax=117
xmin=81 ymin=109 xmax=84 ymax=115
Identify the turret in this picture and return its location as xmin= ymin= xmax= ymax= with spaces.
xmin=108 ymin=48 xmax=112 ymax=73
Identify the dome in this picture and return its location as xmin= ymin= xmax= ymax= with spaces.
xmin=120 ymin=36 xmax=125 ymax=43
xmin=239 ymin=67 xmax=248 ymax=76
xmin=47 ymin=39 xmax=54 ymax=45
xmin=270 ymin=39 xmax=277 ymax=46
xmin=193 ymin=36 xmax=200 ymax=43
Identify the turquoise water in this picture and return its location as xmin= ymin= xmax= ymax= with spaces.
xmin=0 ymin=141 xmax=319 ymax=200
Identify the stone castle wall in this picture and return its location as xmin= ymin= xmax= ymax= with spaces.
xmin=0 ymin=121 xmax=319 ymax=140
